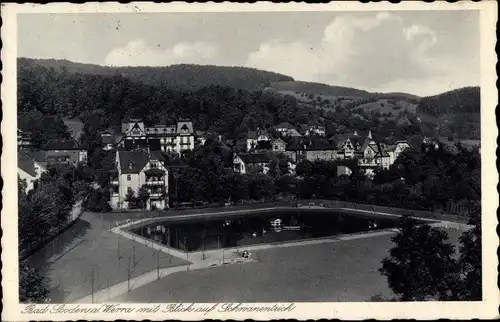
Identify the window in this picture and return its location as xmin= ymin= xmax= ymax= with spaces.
xmin=127 ymin=175 xmax=131 ymax=181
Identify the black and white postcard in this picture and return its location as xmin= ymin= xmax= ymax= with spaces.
xmin=2 ymin=2 xmax=498 ymax=321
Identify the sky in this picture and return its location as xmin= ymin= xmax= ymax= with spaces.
xmin=18 ymin=10 xmax=479 ymax=96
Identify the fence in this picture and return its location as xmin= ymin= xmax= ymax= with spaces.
xmin=20 ymin=199 xmax=84 ymax=261
xmin=293 ymin=199 xmax=470 ymax=224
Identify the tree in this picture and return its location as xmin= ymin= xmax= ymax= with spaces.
xmin=19 ymin=265 xmax=50 ymax=303
xmin=137 ymin=186 xmax=151 ymax=209
xmin=125 ymin=188 xmax=137 ymax=209
xmin=84 ymin=188 xmax=111 ymax=212
xmin=458 ymin=213 xmax=482 ymax=300
xmin=379 ymin=216 xmax=460 ymax=301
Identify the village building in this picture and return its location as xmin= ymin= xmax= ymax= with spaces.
xmin=330 ymin=131 xmax=363 ymax=160
xmin=17 ymin=129 xmax=32 ymax=150
xmin=286 ymin=137 xmax=336 ymax=163
xmin=386 ymin=140 xmax=412 ymax=164
xmin=100 ymin=131 xmax=116 ymax=151
xmin=305 ymin=125 xmax=326 ymax=137
xmin=233 ymin=153 xmax=271 ymax=175
xmin=109 ymin=150 xmax=169 ymax=210
xmin=36 ymin=142 xmax=88 ymax=167
xmin=337 ymin=165 xmax=353 ymax=177
xmin=246 ymin=129 xmax=271 ymax=152
xmin=273 ymin=122 xmax=298 ymax=137
xmin=18 ymin=152 xmax=48 ymax=193
xmin=117 ymin=118 xmax=195 ymax=155
xmin=271 ymin=138 xmax=287 ymax=152
xmin=287 ymin=128 xmax=303 ymax=137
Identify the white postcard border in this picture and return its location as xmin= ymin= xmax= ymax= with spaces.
xmin=1 ymin=2 xmax=498 ymax=321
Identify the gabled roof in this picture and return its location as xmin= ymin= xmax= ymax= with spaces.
xmin=118 ymin=151 xmax=150 ymax=174
xmin=177 ymin=121 xmax=194 ymax=134
xmin=236 ymin=153 xmax=270 ymax=164
xmin=274 ymin=122 xmax=295 ymax=130
xmin=287 ymin=137 xmax=334 ymax=151
xmin=18 ymin=152 xmax=36 ymax=177
xmin=272 ymin=138 xmax=286 ymax=145
xmin=287 ymin=129 xmax=302 ymax=137
xmin=40 ymin=140 xmax=83 ymax=150
xmin=329 ymin=134 xmax=350 ymax=149
xmin=371 ymin=143 xmax=390 ymax=157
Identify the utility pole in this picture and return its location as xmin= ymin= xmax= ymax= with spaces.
xmin=127 ymin=256 xmax=131 ymax=292
xmin=91 ymin=266 xmax=95 ymax=304
xmin=133 ymin=245 xmax=136 ymax=268
xmin=184 ymin=237 xmax=189 ymax=271
xmin=156 ymin=250 xmax=160 ymax=280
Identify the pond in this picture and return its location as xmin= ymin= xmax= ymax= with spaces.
xmin=131 ymin=208 xmax=402 ymax=252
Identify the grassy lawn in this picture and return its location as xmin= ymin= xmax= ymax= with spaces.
xmin=25 ymin=212 xmax=189 ymax=303
xmin=112 ymin=229 xmax=463 ymax=302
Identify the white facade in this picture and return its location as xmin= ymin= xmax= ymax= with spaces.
xmin=18 ymin=162 xmax=47 ymax=193
xmin=110 ymin=152 xmax=169 ymax=210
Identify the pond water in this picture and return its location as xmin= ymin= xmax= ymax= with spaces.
xmin=131 ymin=209 xmax=401 ymax=252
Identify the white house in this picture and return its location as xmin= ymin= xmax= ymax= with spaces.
xmin=18 ymin=152 xmax=47 ymax=193
xmin=306 ymin=125 xmax=326 ymax=136
xmin=387 ymin=140 xmax=412 ymax=164
xmin=233 ymin=153 xmax=271 ymax=175
xmin=109 ymin=150 xmax=169 ymax=210
xmin=246 ymin=129 xmax=270 ymax=152
xmin=271 ymin=138 xmax=287 ymax=152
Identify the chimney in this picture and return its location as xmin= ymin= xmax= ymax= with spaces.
xmin=368 ymin=130 xmax=372 ymax=139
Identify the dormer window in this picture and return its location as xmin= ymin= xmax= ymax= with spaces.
xmin=128 ymin=162 xmax=133 ymax=169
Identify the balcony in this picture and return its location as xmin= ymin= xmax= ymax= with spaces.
xmin=145 ymin=180 xmax=165 ymax=186
xmin=358 ymin=159 xmax=378 ymax=167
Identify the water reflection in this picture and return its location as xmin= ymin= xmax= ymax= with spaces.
xmin=132 ymin=209 xmax=397 ymax=252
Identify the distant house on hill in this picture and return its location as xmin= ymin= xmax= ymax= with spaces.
xmin=271 ymin=138 xmax=287 ymax=152
xmin=306 ymin=125 xmax=326 ymax=137
xmin=386 ymin=140 xmax=412 ymax=164
xmin=286 ymin=137 xmax=336 ymax=163
xmin=246 ymin=128 xmax=270 ymax=152
xmin=273 ymin=122 xmax=298 ymax=137
xmin=233 ymin=153 xmax=270 ymax=174
xmin=18 ymin=152 xmax=48 ymax=193
xmin=287 ymin=128 xmax=303 ymax=137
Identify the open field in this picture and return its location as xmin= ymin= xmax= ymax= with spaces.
xmin=112 ymin=229 xmax=462 ymax=303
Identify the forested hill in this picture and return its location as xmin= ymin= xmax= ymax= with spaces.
xmin=269 ymin=80 xmax=373 ymax=98
xmin=416 ymin=87 xmax=480 ymax=140
xmin=18 ymin=58 xmax=294 ymax=91
xmin=417 ymin=87 xmax=480 ymax=116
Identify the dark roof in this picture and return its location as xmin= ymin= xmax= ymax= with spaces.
xmin=40 ymin=140 xmax=83 ymax=150
xmin=272 ymin=138 xmax=286 ymax=145
xmin=274 ymin=122 xmax=295 ymax=129
xmin=118 ymin=151 xmax=150 ymax=174
xmin=288 ymin=137 xmax=334 ymax=151
xmin=247 ymin=131 xmax=258 ymax=139
xmin=101 ymin=134 xmax=116 ymax=145
xmin=236 ymin=153 xmax=270 ymax=164
xmin=18 ymin=152 xmax=36 ymax=177
xmin=150 ymin=151 xmax=165 ymax=162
